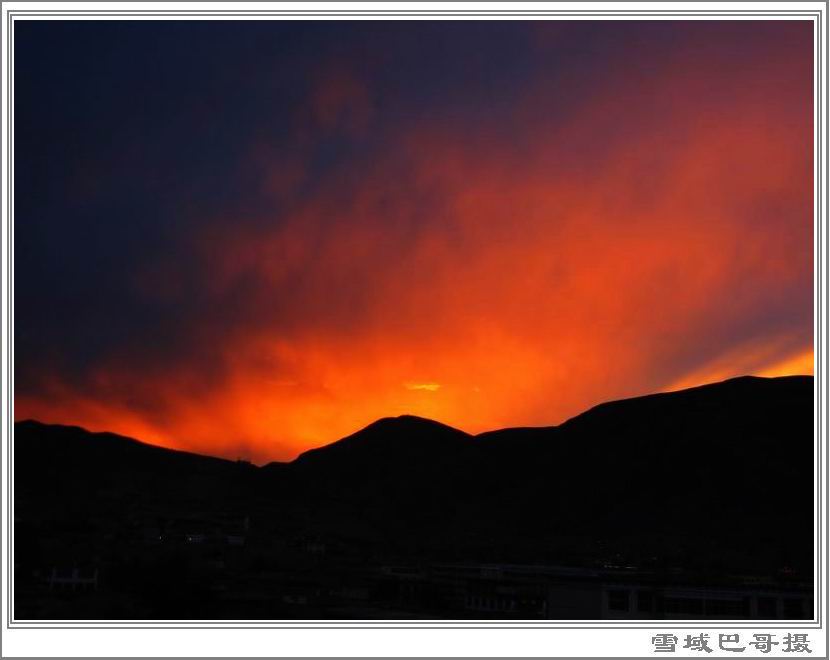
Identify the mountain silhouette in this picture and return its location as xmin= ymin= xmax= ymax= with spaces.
xmin=295 ymin=414 xmax=473 ymax=466
xmin=13 ymin=374 xmax=814 ymax=619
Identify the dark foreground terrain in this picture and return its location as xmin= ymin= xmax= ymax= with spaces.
xmin=13 ymin=375 xmax=814 ymax=620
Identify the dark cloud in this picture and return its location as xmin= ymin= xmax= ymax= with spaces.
xmin=14 ymin=20 xmax=814 ymax=462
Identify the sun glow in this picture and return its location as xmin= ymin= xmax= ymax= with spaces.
xmin=404 ymin=382 xmax=441 ymax=392
xmin=14 ymin=22 xmax=813 ymax=464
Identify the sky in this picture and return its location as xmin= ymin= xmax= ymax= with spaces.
xmin=14 ymin=20 xmax=814 ymax=463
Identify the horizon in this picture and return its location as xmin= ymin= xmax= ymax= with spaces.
xmin=13 ymin=21 xmax=814 ymax=463
xmin=15 ymin=373 xmax=814 ymax=464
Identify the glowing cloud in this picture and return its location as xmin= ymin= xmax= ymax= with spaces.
xmin=404 ymin=382 xmax=442 ymax=392
xmin=14 ymin=21 xmax=813 ymax=463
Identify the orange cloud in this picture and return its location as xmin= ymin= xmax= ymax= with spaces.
xmin=14 ymin=22 xmax=813 ymax=464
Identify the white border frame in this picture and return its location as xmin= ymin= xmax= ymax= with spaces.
xmin=0 ymin=3 xmax=826 ymax=657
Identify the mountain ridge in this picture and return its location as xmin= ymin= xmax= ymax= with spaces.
xmin=15 ymin=373 xmax=813 ymax=467
xmin=13 ymin=372 xmax=815 ymax=619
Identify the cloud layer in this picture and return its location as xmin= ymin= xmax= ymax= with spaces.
xmin=14 ymin=21 xmax=813 ymax=462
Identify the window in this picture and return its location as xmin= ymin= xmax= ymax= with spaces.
xmin=637 ymin=590 xmax=653 ymax=613
xmin=608 ymin=590 xmax=629 ymax=611
xmin=665 ymin=597 xmax=704 ymax=615
xmin=783 ymin=598 xmax=803 ymax=619
xmin=757 ymin=597 xmax=777 ymax=618
xmin=705 ymin=599 xmax=746 ymax=618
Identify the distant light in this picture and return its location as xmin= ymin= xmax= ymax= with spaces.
xmin=404 ymin=382 xmax=441 ymax=392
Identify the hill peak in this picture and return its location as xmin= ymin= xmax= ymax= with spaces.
xmin=365 ymin=414 xmax=462 ymax=433
xmin=293 ymin=414 xmax=471 ymax=466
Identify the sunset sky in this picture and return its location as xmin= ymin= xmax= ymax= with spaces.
xmin=14 ymin=20 xmax=814 ymax=463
